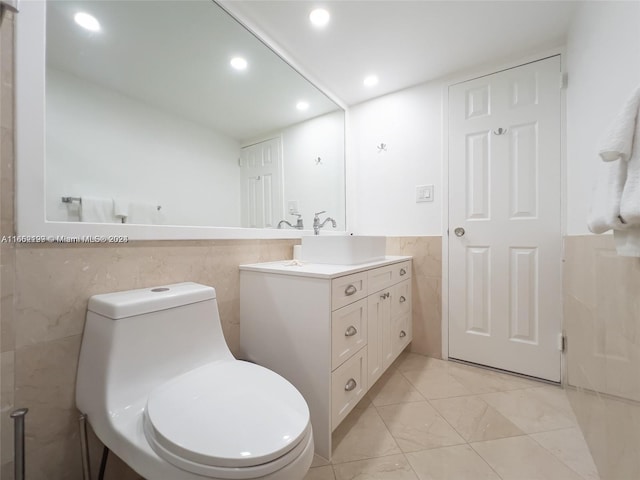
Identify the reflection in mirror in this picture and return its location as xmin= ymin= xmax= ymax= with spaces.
xmin=44 ymin=0 xmax=345 ymax=230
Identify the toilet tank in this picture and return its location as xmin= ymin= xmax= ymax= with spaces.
xmin=76 ymin=282 xmax=233 ymax=415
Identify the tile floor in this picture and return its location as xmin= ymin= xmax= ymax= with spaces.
xmin=304 ymin=353 xmax=600 ymax=480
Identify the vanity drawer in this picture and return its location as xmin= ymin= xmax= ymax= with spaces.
xmin=392 ymin=261 xmax=412 ymax=284
xmin=391 ymin=279 xmax=411 ymax=318
xmin=332 ymin=299 xmax=368 ymax=371
xmin=367 ymin=264 xmax=396 ymax=293
xmin=331 ymin=347 xmax=368 ymax=430
xmin=392 ymin=312 xmax=412 ymax=358
xmin=332 ymin=272 xmax=368 ymax=310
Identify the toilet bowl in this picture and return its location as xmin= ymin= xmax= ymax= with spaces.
xmin=76 ymin=282 xmax=314 ymax=479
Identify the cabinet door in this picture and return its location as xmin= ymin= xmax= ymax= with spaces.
xmin=392 ymin=312 xmax=412 ymax=358
xmin=367 ymin=290 xmax=392 ymax=386
xmin=391 ymin=279 xmax=411 ymax=319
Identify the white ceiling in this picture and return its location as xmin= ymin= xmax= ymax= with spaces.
xmin=223 ymin=0 xmax=581 ymax=106
xmin=46 ymin=1 xmax=340 ymax=141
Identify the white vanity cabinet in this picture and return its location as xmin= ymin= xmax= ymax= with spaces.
xmin=239 ymin=256 xmax=412 ymax=461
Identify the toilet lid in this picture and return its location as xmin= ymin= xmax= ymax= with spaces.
xmin=144 ymin=360 xmax=310 ymax=469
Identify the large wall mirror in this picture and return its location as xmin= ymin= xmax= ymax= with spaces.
xmin=16 ymin=0 xmax=346 ymax=240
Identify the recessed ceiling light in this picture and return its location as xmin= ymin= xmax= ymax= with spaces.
xmin=74 ymin=12 xmax=100 ymax=32
xmin=363 ymin=75 xmax=379 ymax=87
xmin=230 ymin=57 xmax=248 ymax=71
xmin=309 ymin=8 xmax=330 ymax=28
xmin=296 ymin=101 xmax=309 ymax=111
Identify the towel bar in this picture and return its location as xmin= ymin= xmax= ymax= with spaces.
xmin=61 ymin=197 xmax=162 ymax=211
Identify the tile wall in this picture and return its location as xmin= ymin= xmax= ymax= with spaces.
xmin=563 ymin=235 xmax=640 ymax=480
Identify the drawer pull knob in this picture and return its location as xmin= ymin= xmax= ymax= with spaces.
xmin=344 ymin=284 xmax=357 ymax=296
xmin=345 ymin=326 xmax=358 ymax=337
xmin=345 ymin=378 xmax=357 ymax=392
xmin=399 ymin=295 xmax=406 ymax=303
xmin=399 ymin=330 xmax=407 ymax=338
xmin=399 ymin=268 xmax=407 ymax=276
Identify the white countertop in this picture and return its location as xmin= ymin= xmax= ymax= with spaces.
xmin=239 ymin=256 xmax=412 ymax=279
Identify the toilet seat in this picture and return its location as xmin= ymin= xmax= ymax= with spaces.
xmin=143 ymin=360 xmax=311 ymax=478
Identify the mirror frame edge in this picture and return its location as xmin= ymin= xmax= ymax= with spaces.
xmin=15 ymin=0 xmax=348 ymax=241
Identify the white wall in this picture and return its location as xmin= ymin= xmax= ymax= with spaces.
xmin=281 ymin=111 xmax=345 ymax=230
xmin=46 ymin=69 xmax=241 ymax=227
xmin=566 ymin=1 xmax=640 ymax=235
xmin=349 ymin=81 xmax=442 ymax=236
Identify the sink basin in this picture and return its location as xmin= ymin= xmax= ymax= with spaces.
xmin=301 ymin=236 xmax=386 ymax=265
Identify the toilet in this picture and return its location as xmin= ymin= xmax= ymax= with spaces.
xmin=76 ymin=282 xmax=314 ymax=480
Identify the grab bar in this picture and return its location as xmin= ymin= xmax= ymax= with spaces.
xmin=10 ymin=408 xmax=28 ymax=480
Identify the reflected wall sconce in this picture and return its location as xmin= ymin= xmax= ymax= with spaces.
xmin=377 ymin=143 xmax=387 ymax=153
xmin=315 ymin=157 xmax=322 ymax=165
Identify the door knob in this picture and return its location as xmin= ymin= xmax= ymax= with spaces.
xmin=454 ymin=227 xmax=465 ymax=237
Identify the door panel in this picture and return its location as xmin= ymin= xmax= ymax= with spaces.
xmin=240 ymin=137 xmax=284 ymax=228
xmin=449 ymin=56 xmax=562 ymax=382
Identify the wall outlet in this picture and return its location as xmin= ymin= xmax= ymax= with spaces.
xmin=416 ymin=185 xmax=434 ymax=203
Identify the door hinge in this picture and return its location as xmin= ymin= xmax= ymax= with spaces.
xmin=558 ymin=334 xmax=567 ymax=352
xmin=560 ymin=73 xmax=568 ymax=90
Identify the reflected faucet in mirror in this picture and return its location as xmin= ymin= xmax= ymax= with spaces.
xmin=277 ymin=213 xmax=304 ymax=230
xmin=313 ymin=211 xmax=337 ymax=235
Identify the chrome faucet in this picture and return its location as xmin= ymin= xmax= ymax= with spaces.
xmin=313 ymin=211 xmax=337 ymax=235
xmin=278 ymin=213 xmax=304 ymax=230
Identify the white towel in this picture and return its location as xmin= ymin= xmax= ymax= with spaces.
xmin=619 ymin=89 xmax=640 ymax=224
xmin=588 ymin=87 xmax=640 ymax=234
xmin=113 ymin=198 xmax=129 ymax=221
xmin=127 ymin=202 xmax=161 ymax=225
xmin=79 ymin=196 xmax=118 ymax=223
xmin=587 ymin=159 xmax=628 ymax=233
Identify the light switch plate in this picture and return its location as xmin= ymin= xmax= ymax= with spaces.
xmin=416 ymin=185 xmax=434 ymax=203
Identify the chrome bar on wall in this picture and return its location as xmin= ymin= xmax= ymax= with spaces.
xmin=10 ymin=407 xmax=28 ymax=480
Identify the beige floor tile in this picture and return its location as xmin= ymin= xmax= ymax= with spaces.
xmin=401 ymin=368 xmax=471 ymax=399
xmin=377 ymin=401 xmax=465 ymax=453
xmin=394 ymin=353 xmax=449 ymax=373
xmin=331 ymin=406 xmax=401 ymax=464
xmin=530 ymin=428 xmax=600 ymax=480
xmin=332 ymin=454 xmax=419 ymax=480
xmin=471 ymin=435 xmax=584 ymax=480
xmin=527 ymin=386 xmax=579 ymax=423
xmin=447 ymin=362 xmax=544 ymax=394
xmin=304 ymin=465 xmax=336 ymax=480
xmin=311 ymin=454 xmax=331 ymax=468
xmin=430 ymin=395 xmax=524 ymax=442
xmin=406 ymin=444 xmax=501 ymax=480
xmin=480 ymin=387 xmax=576 ymax=433
xmin=368 ymin=368 xmax=425 ymax=406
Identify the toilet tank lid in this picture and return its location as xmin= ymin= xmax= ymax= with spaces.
xmin=88 ymin=282 xmax=216 ymax=320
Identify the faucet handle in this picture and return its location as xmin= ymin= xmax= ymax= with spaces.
xmin=314 ymin=210 xmax=326 ymax=217
xmin=291 ymin=212 xmax=302 ymax=218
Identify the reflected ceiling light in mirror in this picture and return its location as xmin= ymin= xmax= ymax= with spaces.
xmin=230 ymin=56 xmax=248 ymax=71
xmin=296 ymin=101 xmax=309 ymax=111
xmin=309 ymin=8 xmax=330 ymax=28
xmin=363 ymin=75 xmax=379 ymax=87
xmin=74 ymin=12 xmax=101 ymax=32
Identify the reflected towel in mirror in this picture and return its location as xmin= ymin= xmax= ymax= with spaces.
xmin=80 ymin=196 xmax=119 ymax=223
xmin=127 ymin=203 xmax=162 ymax=225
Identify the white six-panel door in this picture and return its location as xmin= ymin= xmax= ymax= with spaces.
xmin=240 ymin=137 xmax=284 ymax=228
xmin=448 ymin=56 xmax=562 ymax=382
